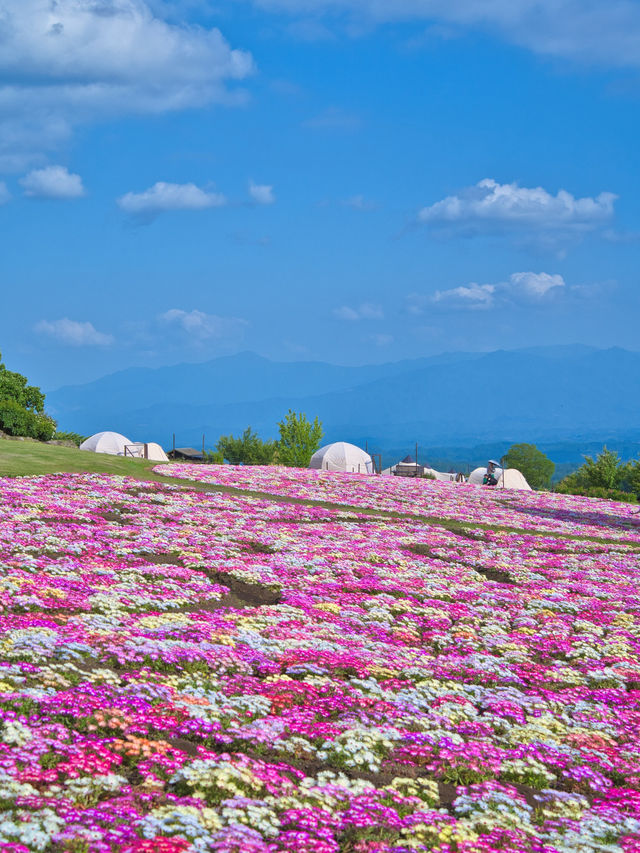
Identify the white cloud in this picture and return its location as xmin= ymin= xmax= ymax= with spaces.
xmin=0 ymin=0 xmax=253 ymax=169
xmin=20 ymin=165 xmax=86 ymax=199
xmin=159 ymin=308 xmax=248 ymax=340
xmin=246 ymin=0 xmax=640 ymax=69
xmin=508 ymin=271 xmax=565 ymax=298
xmin=117 ymin=181 xmax=226 ymax=219
xmin=415 ymin=270 xmax=566 ymax=312
xmin=249 ymin=180 xmax=275 ymax=205
xmin=419 ymin=178 xmax=615 ymax=230
xmin=342 ymin=194 xmax=377 ymax=211
xmin=334 ymin=302 xmax=383 ymax=320
xmin=0 ymin=183 xmax=11 ymax=205
xmin=432 ymin=283 xmax=496 ymax=310
xmin=35 ymin=318 xmax=114 ymax=346
xmin=417 ymin=178 xmax=616 ymax=249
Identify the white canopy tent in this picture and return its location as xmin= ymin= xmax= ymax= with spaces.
xmin=309 ymin=442 xmax=373 ymax=474
xmin=80 ymin=431 xmax=133 ymax=456
xmin=469 ymin=466 xmax=532 ymax=490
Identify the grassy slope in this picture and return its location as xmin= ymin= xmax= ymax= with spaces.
xmin=0 ymin=438 xmax=161 ymax=478
xmin=1 ymin=439 xmax=636 ymax=549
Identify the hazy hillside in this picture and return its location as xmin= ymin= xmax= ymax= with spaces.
xmin=47 ymin=346 xmax=640 ymax=454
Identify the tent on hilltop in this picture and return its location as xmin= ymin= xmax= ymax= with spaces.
xmin=497 ymin=468 xmax=532 ymax=490
xmin=469 ymin=466 xmax=496 ymax=485
xmin=80 ymin=431 xmax=133 ymax=456
xmin=469 ymin=466 xmax=532 ymax=490
xmin=127 ymin=441 xmax=169 ymax=462
xmin=309 ymin=442 xmax=373 ymax=474
xmin=143 ymin=442 xmax=169 ymax=462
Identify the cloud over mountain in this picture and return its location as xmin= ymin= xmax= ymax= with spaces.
xmin=35 ymin=318 xmax=114 ymax=346
xmin=411 ymin=272 xmax=567 ymax=312
xmin=159 ymin=309 xmax=248 ymax=342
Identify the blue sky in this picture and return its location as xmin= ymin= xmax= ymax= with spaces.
xmin=0 ymin=0 xmax=639 ymax=389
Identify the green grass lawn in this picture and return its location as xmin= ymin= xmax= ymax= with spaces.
xmin=0 ymin=438 xmax=163 ymax=478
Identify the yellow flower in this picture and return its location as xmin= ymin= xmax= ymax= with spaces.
xmin=314 ymin=602 xmax=340 ymax=614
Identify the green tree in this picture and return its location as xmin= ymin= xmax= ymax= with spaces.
xmin=503 ymin=443 xmax=555 ymax=490
xmin=216 ymin=427 xmax=277 ymax=465
xmin=276 ymin=410 xmax=323 ymax=468
xmin=555 ymin=446 xmax=638 ymax=502
xmin=0 ymin=351 xmax=45 ymax=413
xmin=580 ymin=446 xmax=626 ymax=490
xmin=0 ymin=351 xmax=56 ymax=440
xmin=626 ymin=458 xmax=640 ymax=499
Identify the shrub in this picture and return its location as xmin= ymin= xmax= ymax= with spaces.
xmin=33 ymin=414 xmax=57 ymax=442
xmin=555 ymin=447 xmax=640 ymax=502
xmin=216 ymin=427 xmax=277 ymax=465
xmin=0 ymin=398 xmax=33 ymax=436
xmin=554 ymin=483 xmax=637 ymax=504
xmin=0 ymin=401 xmax=56 ymax=441
xmin=53 ymin=431 xmax=86 ymax=446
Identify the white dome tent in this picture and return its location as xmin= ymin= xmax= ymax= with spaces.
xmin=127 ymin=441 xmax=169 ymax=462
xmin=309 ymin=442 xmax=373 ymax=474
xmin=469 ymin=466 xmax=532 ymax=491
xmin=141 ymin=442 xmax=169 ymax=463
xmin=497 ymin=469 xmax=532 ymax=491
xmin=469 ymin=466 xmax=497 ymax=485
xmin=80 ymin=431 xmax=133 ymax=456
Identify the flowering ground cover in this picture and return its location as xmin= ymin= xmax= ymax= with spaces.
xmin=156 ymin=464 xmax=640 ymax=545
xmin=0 ymin=469 xmax=639 ymax=852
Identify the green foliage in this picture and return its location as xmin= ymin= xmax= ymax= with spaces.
xmin=0 ymin=350 xmax=56 ymax=439
xmin=53 ymin=430 xmax=86 ymax=446
xmin=627 ymin=459 xmax=640 ymax=498
xmin=556 ymin=446 xmax=640 ymax=502
xmin=216 ymin=427 xmax=277 ymax=465
xmin=0 ymin=351 xmax=45 ymax=413
xmin=204 ymin=449 xmax=224 ymax=465
xmin=503 ymin=443 xmax=555 ymax=490
xmin=0 ymin=399 xmax=56 ymax=441
xmin=581 ymin=446 xmax=625 ymax=490
xmin=0 ymin=399 xmax=32 ymax=436
xmin=276 ymin=409 xmax=324 ymax=468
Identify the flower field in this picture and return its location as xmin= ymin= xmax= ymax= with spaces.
xmin=156 ymin=465 xmax=640 ymax=544
xmin=0 ymin=468 xmax=639 ymax=852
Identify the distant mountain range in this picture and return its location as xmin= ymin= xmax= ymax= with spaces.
xmin=47 ymin=345 xmax=640 ymax=467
